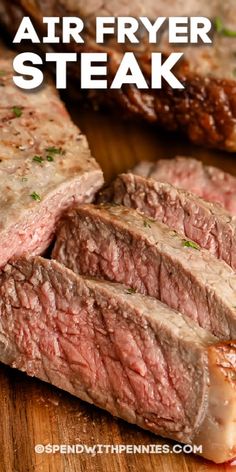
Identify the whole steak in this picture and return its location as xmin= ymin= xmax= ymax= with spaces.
xmin=0 ymin=256 xmax=235 ymax=464
xmin=1 ymin=0 xmax=236 ymax=151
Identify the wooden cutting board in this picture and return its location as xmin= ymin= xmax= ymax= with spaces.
xmin=0 ymin=103 xmax=235 ymax=472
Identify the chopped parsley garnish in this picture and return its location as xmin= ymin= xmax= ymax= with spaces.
xmin=125 ymin=288 xmax=137 ymax=295
xmin=45 ymin=146 xmax=63 ymax=154
xmin=30 ymin=192 xmax=41 ymax=201
xmin=32 ymin=155 xmax=44 ymax=164
xmin=0 ymin=70 xmax=6 ymax=77
xmin=21 ymin=177 xmax=28 ymax=182
xmin=214 ymin=17 xmax=236 ymax=37
xmin=12 ymin=106 xmax=23 ymax=118
xmin=46 ymin=155 xmax=54 ymax=162
xmin=183 ymin=240 xmax=200 ymax=250
xmin=144 ymin=220 xmax=152 ymax=228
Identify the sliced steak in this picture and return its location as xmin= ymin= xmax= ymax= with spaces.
xmin=97 ymin=173 xmax=236 ymax=270
xmin=0 ymin=256 xmax=236 ymax=464
xmin=52 ymin=204 xmax=236 ymax=340
xmin=133 ymin=157 xmax=236 ymax=215
xmin=0 ymin=45 xmax=103 ymax=267
xmin=2 ymin=1 xmax=236 ymax=151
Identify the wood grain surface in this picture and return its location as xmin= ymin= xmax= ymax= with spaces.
xmin=0 ymin=103 xmax=235 ymax=472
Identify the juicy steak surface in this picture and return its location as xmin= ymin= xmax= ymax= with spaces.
xmin=2 ymin=0 xmax=236 ymax=151
xmin=133 ymin=157 xmax=236 ymax=215
xmin=0 ymin=256 xmax=235 ymax=464
xmin=0 ymin=45 xmax=103 ymax=267
xmin=52 ymin=204 xmax=236 ymax=340
xmin=98 ymin=173 xmax=236 ymax=270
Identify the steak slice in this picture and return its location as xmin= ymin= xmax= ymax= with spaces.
xmin=97 ymin=173 xmax=236 ymax=270
xmin=133 ymin=157 xmax=236 ymax=215
xmin=52 ymin=204 xmax=236 ymax=340
xmin=2 ymin=1 xmax=236 ymax=151
xmin=0 ymin=45 xmax=103 ymax=268
xmin=0 ymin=256 xmax=236 ymax=464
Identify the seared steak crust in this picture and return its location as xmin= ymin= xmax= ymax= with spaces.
xmin=121 ymin=76 xmax=236 ymax=151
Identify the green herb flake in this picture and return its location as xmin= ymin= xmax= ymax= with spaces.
xmin=125 ymin=288 xmax=137 ymax=295
xmin=183 ymin=240 xmax=200 ymax=251
xmin=143 ymin=217 xmax=155 ymax=228
xmin=32 ymin=155 xmax=44 ymax=164
xmin=222 ymin=28 xmax=236 ymax=37
xmin=12 ymin=106 xmax=23 ymax=118
xmin=30 ymin=192 xmax=41 ymax=202
xmin=46 ymin=155 xmax=54 ymax=162
xmin=21 ymin=177 xmax=28 ymax=182
xmin=233 ymin=68 xmax=236 ymax=77
xmin=214 ymin=17 xmax=236 ymax=37
xmin=45 ymin=146 xmax=63 ymax=155
xmin=0 ymin=70 xmax=7 ymax=77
